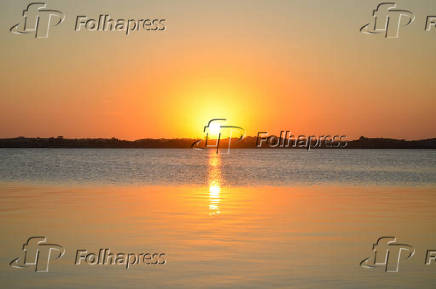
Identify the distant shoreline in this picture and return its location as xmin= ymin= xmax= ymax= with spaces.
xmin=0 ymin=136 xmax=435 ymax=149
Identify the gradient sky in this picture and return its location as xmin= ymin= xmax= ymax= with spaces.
xmin=0 ymin=0 xmax=435 ymax=140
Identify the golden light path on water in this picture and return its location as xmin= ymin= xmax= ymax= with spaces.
xmin=208 ymin=151 xmax=221 ymax=216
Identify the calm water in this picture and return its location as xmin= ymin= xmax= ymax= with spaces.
xmin=0 ymin=149 xmax=436 ymax=288
xmin=0 ymin=149 xmax=435 ymax=186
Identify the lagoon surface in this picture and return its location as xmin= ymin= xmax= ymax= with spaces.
xmin=0 ymin=149 xmax=435 ymax=186
xmin=0 ymin=149 xmax=435 ymax=288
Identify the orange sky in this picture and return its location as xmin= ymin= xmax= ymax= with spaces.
xmin=0 ymin=0 xmax=435 ymax=140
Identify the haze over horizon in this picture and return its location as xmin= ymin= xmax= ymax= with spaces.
xmin=1 ymin=0 xmax=435 ymax=140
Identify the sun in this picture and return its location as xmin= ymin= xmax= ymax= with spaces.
xmin=208 ymin=122 xmax=221 ymax=135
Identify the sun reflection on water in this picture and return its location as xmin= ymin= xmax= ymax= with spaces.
xmin=208 ymin=151 xmax=222 ymax=216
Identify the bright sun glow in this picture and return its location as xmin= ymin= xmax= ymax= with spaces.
xmin=209 ymin=183 xmax=221 ymax=196
xmin=208 ymin=122 xmax=221 ymax=135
